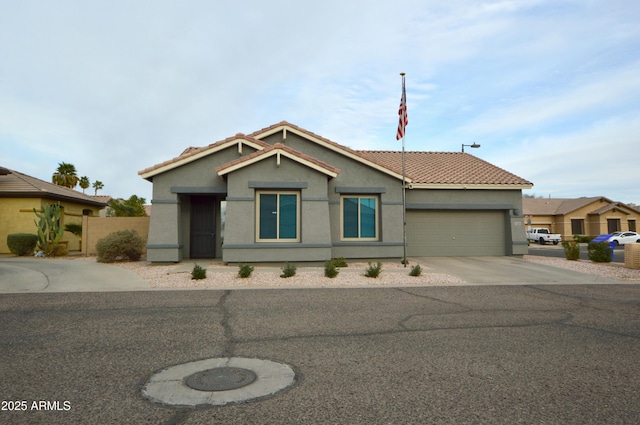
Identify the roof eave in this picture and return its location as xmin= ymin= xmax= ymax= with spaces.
xmin=411 ymin=183 xmax=533 ymax=190
xmin=138 ymin=137 xmax=266 ymax=180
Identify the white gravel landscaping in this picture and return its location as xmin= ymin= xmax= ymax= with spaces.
xmin=523 ymin=255 xmax=640 ymax=281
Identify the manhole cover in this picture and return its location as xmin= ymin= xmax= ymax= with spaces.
xmin=184 ymin=367 xmax=257 ymax=391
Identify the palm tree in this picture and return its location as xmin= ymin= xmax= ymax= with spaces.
xmin=79 ymin=176 xmax=90 ymax=194
xmin=92 ymin=180 xmax=104 ymax=195
xmin=52 ymin=162 xmax=79 ymax=189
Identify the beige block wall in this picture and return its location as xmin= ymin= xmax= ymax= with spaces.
xmin=1 ymin=198 xmax=103 ymax=254
xmin=82 ymin=216 xmax=150 ymax=256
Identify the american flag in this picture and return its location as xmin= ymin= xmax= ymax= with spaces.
xmin=396 ymin=78 xmax=407 ymax=140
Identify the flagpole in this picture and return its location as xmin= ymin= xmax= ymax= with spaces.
xmin=400 ymin=72 xmax=407 ymax=268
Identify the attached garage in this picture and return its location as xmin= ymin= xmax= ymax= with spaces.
xmin=406 ymin=210 xmax=507 ymax=256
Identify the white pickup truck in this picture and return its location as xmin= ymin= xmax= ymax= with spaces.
xmin=527 ymin=228 xmax=562 ymax=245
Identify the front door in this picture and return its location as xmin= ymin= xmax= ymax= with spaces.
xmin=190 ymin=196 xmax=216 ymax=258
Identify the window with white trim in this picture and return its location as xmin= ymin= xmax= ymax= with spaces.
xmin=256 ymin=191 xmax=300 ymax=242
xmin=341 ymin=195 xmax=378 ymax=240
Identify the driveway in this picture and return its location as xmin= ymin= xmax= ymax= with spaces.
xmin=421 ymin=256 xmax=625 ymax=285
xmin=0 ymin=257 xmax=150 ymax=293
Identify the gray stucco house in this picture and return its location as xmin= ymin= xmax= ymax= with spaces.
xmin=139 ymin=121 xmax=533 ymax=262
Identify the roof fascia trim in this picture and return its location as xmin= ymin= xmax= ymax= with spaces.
xmin=217 ymin=148 xmax=339 ymax=178
xmin=253 ymin=125 xmax=412 ymax=183
xmin=139 ymin=138 xmax=265 ymax=180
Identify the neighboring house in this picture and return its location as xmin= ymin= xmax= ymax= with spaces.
xmin=139 ymin=121 xmax=533 ymax=263
xmin=0 ymin=167 xmax=107 ymax=254
xmin=523 ymin=196 xmax=640 ymax=239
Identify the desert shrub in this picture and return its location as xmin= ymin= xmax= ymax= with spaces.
xmin=64 ymin=223 xmax=82 ymax=237
xmin=330 ymin=257 xmax=348 ymax=268
xmin=191 ymin=264 xmax=207 ymax=280
xmin=409 ymin=264 xmax=422 ymax=276
xmin=324 ymin=260 xmax=339 ymax=278
xmin=280 ymin=263 xmax=297 ymax=278
xmin=401 ymin=258 xmax=410 ymax=265
xmin=588 ymin=242 xmax=612 ymax=263
xmin=7 ymin=233 xmax=38 ymax=256
xmin=562 ymin=241 xmax=581 ymax=261
xmin=364 ymin=262 xmax=382 ymax=278
xmin=95 ymin=229 xmax=144 ymax=263
xmin=573 ymin=235 xmax=593 ymax=244
xmin=238 ymin=264 xmax=255 ymax=278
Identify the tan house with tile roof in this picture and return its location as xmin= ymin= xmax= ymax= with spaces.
xmin=139 ymin=121 xmax=533 ymax=262
xmin=523 ymin=196 xmax=640 ymax=239
xmin=0 ymin=167 xmax=107 ymax=254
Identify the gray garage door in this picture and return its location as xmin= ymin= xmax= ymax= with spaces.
xmin=406 ymin=210 xmax=506 ymax=256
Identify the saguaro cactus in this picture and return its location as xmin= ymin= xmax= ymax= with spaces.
xmin=33 ymin=203 xmax=65 ymax=256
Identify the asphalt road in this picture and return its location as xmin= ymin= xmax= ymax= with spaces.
xmin=2 ymin=286 xmax=639 ymax=424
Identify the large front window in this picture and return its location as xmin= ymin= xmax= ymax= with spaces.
xmin=256 ymin=191 xmax=299 ymax=241
xmin=341 ymin=196 xmax=378 ymax=240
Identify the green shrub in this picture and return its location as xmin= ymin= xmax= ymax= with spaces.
xmin=573 ymin=235 xmax=593 ymax=244
xmin=562 ymin=241 xmax=581 ymax=261
xmin=95 ymin=229 xmax=145 ymax=263
xmin=7 ymin=233 xmax=38 ymax=256
xmin=330 ymin=257 xmax=348 ymax=268
xmin=238 ymin=264 xmax=255 ymax=278
xmin=64 ymin=223 xmax=82 ymax=237
xmin=280 ymin=263 xmax=297 ymax=278
xmin=409 ymin=264 xmax=422 ymax=276
xmin=324 ymin=260 xmax=339 ymax=278
xmin=587 ymin=242 xmax=612 ymax=263
xmin=401 ymin=258 xmax=410 ymax=265
xmin=191 ymin=264 xmax=207 ymax=280
xmin=364 ymin=262 xmax=382 ymax=278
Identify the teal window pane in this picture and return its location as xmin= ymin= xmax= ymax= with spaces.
xmin=343 ymin=197 xmax=359 ymax=238
xmin=259 ymin=194 xmax=277 ymax=239
xmin=360 ymin=198 xmax=376 ymax=238
xmin=279 ymin=194 xmax=297 ymax=239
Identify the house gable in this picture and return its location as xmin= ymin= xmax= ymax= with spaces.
xmin=139 ymin=135 xmax=269 ymax=181
xmin=216 ymin=143 xmax=340 ymax=178
xmin=250 ymin=121 xmax=411 ymax=183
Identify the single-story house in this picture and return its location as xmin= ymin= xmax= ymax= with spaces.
xmin=0 ymin=167 xmax=107 ymax=254
xmin=523 ymin=196 xmax=640 ymax=239
xmin=139 ymin=121 xmax=533 ymax=263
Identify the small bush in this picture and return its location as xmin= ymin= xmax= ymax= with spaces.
xmin=238 ymin=264 xmax=255 ymax=278
xmin=6 ymin=234 xmax=34 ymax=256
xmin=64 ymin=223 xmax=82 ymax=237
xmin=401 ymin=258 xmax=410 ymax=265
xmin=409 ymin=264 xmax=422 ymax=276
xmin=324 ymin=260 xmax=339 ymax=278
xmin=588 ymin=242 xmax=612 ymax=263
xmin=330 ymin=257 xmax=348 ymax=268
xmin=573 ymin=235 xmax=593 ymax=244
xmin=280 ymin=262 xmax=297 ymax=278
xmin=562 ymin=241 xmax=581 ymax=261
xmin=95 ymin=229 xmax=145 ymax=263
xmin=191 ymin=264 xmax=207 ymax=280
xmin=7 ymin=233 xmax=38 ymax=256
xmin=364 ymin=262 xmax=382 ymax=278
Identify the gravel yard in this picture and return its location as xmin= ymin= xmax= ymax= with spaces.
xmin=92 ymin=254 xmax=640 ymax=288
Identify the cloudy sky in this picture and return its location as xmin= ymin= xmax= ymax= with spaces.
xmin=1 ymin=0 xmax=639 ymax=205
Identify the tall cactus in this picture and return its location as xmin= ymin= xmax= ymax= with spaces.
xmin=33 ymin=202 xmax=65 ymax=256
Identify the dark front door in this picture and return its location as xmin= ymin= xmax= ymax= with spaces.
xmin=190 ymin=196 xmax=216 ymax=258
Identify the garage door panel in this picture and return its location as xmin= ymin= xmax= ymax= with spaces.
xmin=406 ymin=210 xmax=506 ymax=256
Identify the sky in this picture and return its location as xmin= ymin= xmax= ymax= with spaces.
xmin=1 ymin=0 xmax=639 ymax=205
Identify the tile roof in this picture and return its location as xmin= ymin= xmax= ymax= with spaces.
xmin=139 ymin=121 xmax=533 ymax=187
xmin=0 ymin=168 xmax=108 ymax=207
xmin=523 ymin=196 xmax=640 ymax=215
xmin=216 ymin=143 xmax=340 ymax=177
xmin=358 ymin=151 xmax=533 ymax=186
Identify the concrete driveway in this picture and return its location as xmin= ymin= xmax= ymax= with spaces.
xmin=0 ymin=257 xmax=150 ymax=293
xmin=420 ymin=256 xmax=624 ymax=285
